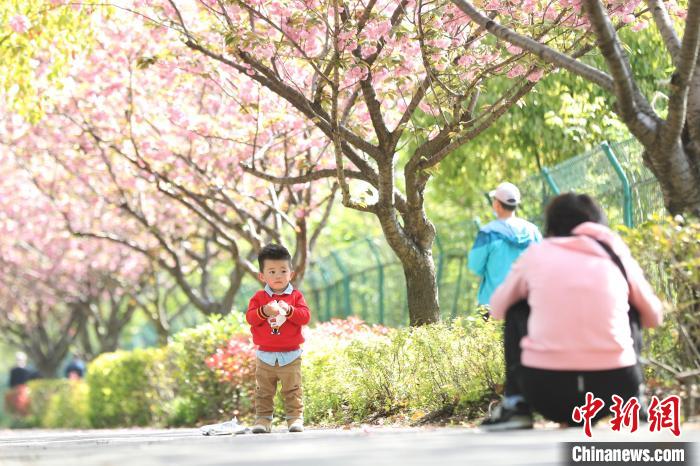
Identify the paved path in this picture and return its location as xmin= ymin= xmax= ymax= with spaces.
xmin=0 ymin=425 xmax=698 ymax=466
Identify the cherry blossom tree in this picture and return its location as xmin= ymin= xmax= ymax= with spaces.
xmin=5 ymin=9 xmax=337 ymax=321
xmin=1 ymin=0 xmax=95 ymax=121
xmin=126 ymin=265 xmax=193 ymax=345
xmin=144 ymin=0 xmax=581 ymax=324
xmin=0 ymin=152 xmax=149 ymax=374
xmin=451 ymin=0 xmax=700 ymax=215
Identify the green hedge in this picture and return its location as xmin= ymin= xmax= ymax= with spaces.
xmin=32 ymin=313 xmax=502 ymax=428
xmin=26 ymin=379 xmax=90 ymax=428
xmin=166 ymin=313 xmax=249 ymax=425
xmin=87 ymin=347 xmax=175 ymax=428
xmin=619 ymin=216 xmax=700 ymax=387
xmin=84 ymin=313 xmax=249 ymax=428
xmin=302 ymin=317 xmax=503 ymax=425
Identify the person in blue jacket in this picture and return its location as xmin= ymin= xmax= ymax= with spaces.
xmin=468 ymin=182 xmax=542 ymax=306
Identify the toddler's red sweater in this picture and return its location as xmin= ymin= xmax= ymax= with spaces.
xmin=246 ymin=289 xmax=310 ymax=352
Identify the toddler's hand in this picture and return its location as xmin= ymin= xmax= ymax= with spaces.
xmin=263 ymin=303 xmax=280 ymax=317
xmin=277 ymin=301 xmax=290 ymax=315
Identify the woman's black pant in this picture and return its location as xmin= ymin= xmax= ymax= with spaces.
xmin=504 ymin=301 xmax=643 ymax=424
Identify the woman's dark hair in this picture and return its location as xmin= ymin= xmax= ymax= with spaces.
xmin=544 ymin=193 xmax=608 ymax=237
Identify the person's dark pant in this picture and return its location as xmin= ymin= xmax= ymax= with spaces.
xmin=504 ymin=301 xmax=643 ymax=424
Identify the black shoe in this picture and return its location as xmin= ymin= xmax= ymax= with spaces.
xmin=479 ymin=401 xmax=534 ymax=431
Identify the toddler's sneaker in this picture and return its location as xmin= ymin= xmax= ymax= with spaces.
xmin=287 ymin=418 xmax=304 ymax=433
xmin=251 ymin=418 xmax=272 ymax=434
xmin=200 ymin=417 xmax=246 ymax=436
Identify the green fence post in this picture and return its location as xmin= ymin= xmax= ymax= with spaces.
xmin=541 ymin=167 xmax=561 ymax=194
xmin=306 ymin=270 xmax=321 ymax=321
xmin=366 ymin=238 xmax=385 ymax=325
xmin=601 ymin=141 xmax=634 ymax=227
xmin=318 ymin=263 xmax=333 ymax=321
xmin=451 ymin=255 xmax=466 ymax=319
xmin=435 ymin=234 xmax=445 ymax=287
xmin=330 ymin=251 xmax=352 ymax=317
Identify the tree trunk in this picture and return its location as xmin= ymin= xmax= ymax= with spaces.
xmin=401 ymin=249 xmax=441 ymax=325
xmin=26 ymin=305 xmax=86 ymax=377
xmin=28 ymin=345 xmax=70 ymax=378
xmin=377 ymin=206 xmax=441 ymax=326
xmin=152 ymin=317 xmax=171 ymax=346
xmin=292 ymin=218 xmax=309 ymax=284
xmin=220 ymin=264 xmax=245 ymax=315
xmin=644 ymin=139 xmax=700 ymax=216
xmin=98 ymin=330 xmax=121 ymax=355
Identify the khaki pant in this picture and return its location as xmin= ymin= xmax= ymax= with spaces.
xmin=255 ymin=357 xmax=303 ymax=420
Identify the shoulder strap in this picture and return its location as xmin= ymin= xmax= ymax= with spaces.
xmin=581 ymin=236 xmax=643 ymax=357
xmin=582 ymin=236 xmax=628 ymax=282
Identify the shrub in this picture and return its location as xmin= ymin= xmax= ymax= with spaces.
xmin=44 ymin=381 xmax=90 ymax=428
xmin=619 ymin=216 xmax=700 ymax=392
xmin=166 ymin=312 xmax=248 ymax=425
xmin=72 ymin=313 xmax=502 ymax=428
xmin=204 ymin=335 xmax=256 ymax=420
xmin=25 ymin=379 xmax=90 ymax=428
xmin=87 ymin=347 xmax=175 ymax=427
xmin=301 ymin=318 xmax=391 ymax=425
xmin=301 ymin=316 xmax=502 ymax=425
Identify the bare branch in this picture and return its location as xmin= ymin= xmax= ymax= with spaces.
xmin=663 ymin=0 xmax=700 ymax=145
xmin=359 ymin=74 xmax=391 ymax=151
xmin=309 ymin=183 xmax=338 ymax=252
xmin=241 ymin=165 xmax=368 ymax=185
xmin=391 ymin=76 xmax=431 ymax=147
xmin=584 ymin=0 xmax=657 ymax=136
xmin=645 ymin=0 xmax=682 ymax=64
xmin=418 ymin=79 xmax=538 ymax=169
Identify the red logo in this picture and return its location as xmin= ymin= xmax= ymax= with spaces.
xmin=609 ymin=395 xmax=640 ymax=433
xmin=572 ymin=392 xmax=605 ymax=437
xmin=572 ymin=394 xmax=682 ymax=437
xmin=648 ymin=395 xmax=681 ymax=437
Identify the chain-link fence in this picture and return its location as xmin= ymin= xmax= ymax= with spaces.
xmin=298 ymin=221 xmax=484 ymax=327
xmin=255 ymin=138 xmax=666 ymax=326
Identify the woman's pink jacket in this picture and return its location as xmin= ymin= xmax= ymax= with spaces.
xmin=490 ymin=222 xmax=663 ymax=371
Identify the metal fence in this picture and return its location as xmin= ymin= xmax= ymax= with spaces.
xmin=252 ymin=138 xmax=666 ymax=326
xmin=300 ymin=221 xmax=483 ymax=327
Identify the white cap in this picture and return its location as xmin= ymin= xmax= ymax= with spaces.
xmin=15 ymin=352 xmax=27 ymax=365
xmin=489 ymin=182 xmax=521 ymax=206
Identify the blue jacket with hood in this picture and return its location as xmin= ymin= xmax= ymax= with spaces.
xmin=468 ymin=217 xmax=542 ymax=305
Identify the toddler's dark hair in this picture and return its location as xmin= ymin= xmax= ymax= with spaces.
xmin=257 ymin=243 xmax=292 ymax=270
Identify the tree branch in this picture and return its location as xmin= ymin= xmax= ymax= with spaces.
xmin=419 ymin=79 xmax=538 ymax=169
xmin=241 ymin=165 xmax=368 ymax=185
xmin=663 ymin=0 xmax=700 ymax=145
xmin=450 ymin=0 xmax=615 ymax=91
xmin=359 ymin=73 xmax=391 ymax=151
xmin=584 ymin=0 xmax=656 ymax=135
xmin=181 ymin=39 xmax=382 ymax=159
xmin=645 ymin=0 xmax=682 ymax=64
xmin=391 ymin=76 xmax=431 ymax=148
xmin=309 ymin=183 xmax=338 ymax=252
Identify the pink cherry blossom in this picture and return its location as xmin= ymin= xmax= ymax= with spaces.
xmin=526 ymin=68 xmax=545 ymax=82
xmin=507 ymin=64 xmax=527 ymax=78
xmin=9 ymin=15 xmax=31 ymax=34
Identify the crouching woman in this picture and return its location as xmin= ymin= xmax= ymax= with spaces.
xmin=483 ymin=193 xmax=663 ymax=429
